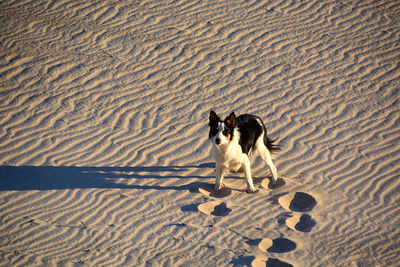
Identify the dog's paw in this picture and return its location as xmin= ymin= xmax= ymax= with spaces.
xmin=246 ymin=187 xmax=259 ymax=194
xmin=266 ymin=178 xmax=285 ymax=189
xmin=271 ymin=180 xmax=278 ymax=188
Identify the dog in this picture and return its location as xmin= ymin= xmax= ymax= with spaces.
xmin=208 ymin=110 xmax=279 ymax=193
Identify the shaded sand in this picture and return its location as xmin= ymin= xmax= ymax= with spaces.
xmin=252 ymin=256 xmax=294 ymax=267
xmin=286 ymin=214 xmax=316 ymax=233
xmin=261 ymin=177 xmax=286 ymax=189
xmin=198 ymin=201 xmax=232 ymax=217
xmin=1 ymin=0 xmax=400 ymax=266
xmin=252 ymin=257 xmax=294 ymax=267
xmin=258 ymin=238 xmax=273 ymax=253
xmin=198 ymin=182 xmax=232 ymax=198
xmin=278 ymin=192 xmax=317 ymax=212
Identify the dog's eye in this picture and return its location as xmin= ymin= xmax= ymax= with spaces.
xmin=223 ymin=129 xmax=229 ymax=135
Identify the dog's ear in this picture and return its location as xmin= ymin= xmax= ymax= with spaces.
xmin=209 ymin=110 xmax=220 ymax=125
xmin=225 ymin=112 xmax=237 ymax=128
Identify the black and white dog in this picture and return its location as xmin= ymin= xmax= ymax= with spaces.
xmin=208 ymin=111 xmax=279 ymax=193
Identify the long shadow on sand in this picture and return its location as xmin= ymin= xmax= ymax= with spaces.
xmin=0 ymin=164 xmax=214 ymax=191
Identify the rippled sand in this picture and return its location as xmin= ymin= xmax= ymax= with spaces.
xmin=1 ymin=0 xmax=399 ymax=266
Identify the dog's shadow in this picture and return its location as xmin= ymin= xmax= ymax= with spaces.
xmin=0 ymin=163 xmax=214 ymax=191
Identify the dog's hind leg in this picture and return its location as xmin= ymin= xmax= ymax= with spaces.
xmin=242 ymin=155 xmax=258 ymax=193
xmin=256 ymin=137 xmax=278 ymax=186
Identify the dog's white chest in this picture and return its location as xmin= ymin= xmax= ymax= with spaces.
xmin=213 ymin=143 xmax=244 ymax=172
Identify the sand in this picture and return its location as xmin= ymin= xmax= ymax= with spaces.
xmin=0 ymin=0 xmax=399 ymax=266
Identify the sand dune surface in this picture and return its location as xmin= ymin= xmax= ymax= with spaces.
xmin=1 ymin=0 xmax=399 ymax=266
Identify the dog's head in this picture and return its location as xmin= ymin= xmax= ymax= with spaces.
xmin=208 ymin=111 xmax=237 ymax=146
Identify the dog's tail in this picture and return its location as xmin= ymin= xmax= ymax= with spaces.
xmin=265 ymin=136 xmax=280 ymax=153
xmin=263 ymin=125 xmax=280 ymax=154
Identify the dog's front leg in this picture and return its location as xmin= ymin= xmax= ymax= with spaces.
xmin=215 ymin=164 xmax=224 ymax=191
xmin=243 ymin=156 xmax=258 ymax=193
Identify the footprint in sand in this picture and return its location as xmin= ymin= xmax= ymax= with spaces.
xmin=278 ymin=192 xmax=317 ymax=233
xmin=257 ymin=237 xmax=273 ymax=252
xmin=248 ymin=236 xmax=296 ymax=253
xmin=261 ymin=178 xmax=286 ymax=189
xmin=278 ymin=192 xmax=316 ymax=212
xmin=252 ymin=257 xmax=293 ymax=267
xmin=197 ymin=201 xmax=232 ymax=216
xmin=198 ymin=182 xmax=231 ymax=198
xmin=286 ymin=214 xmax=316 ymax=232
xmin=267 ymin=238 xmax=297 ymax=253
xmin=250 ymin=237 xmax=295 ymax=267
